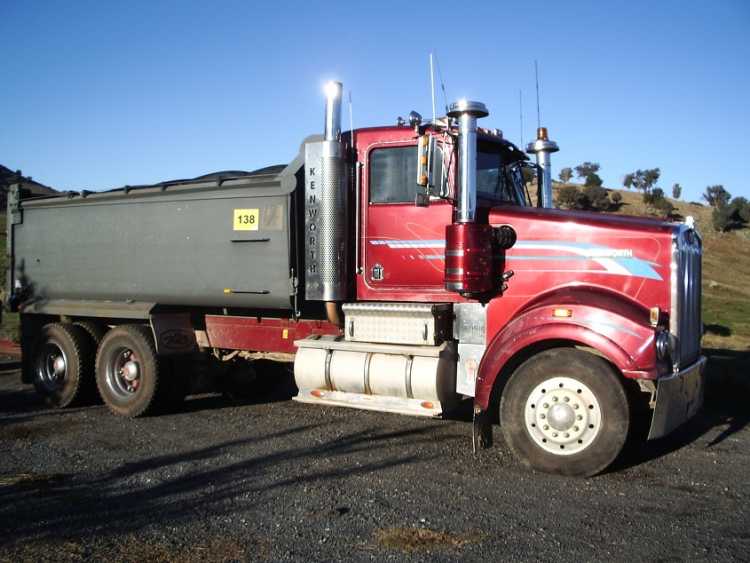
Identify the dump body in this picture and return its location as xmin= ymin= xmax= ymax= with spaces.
xmin=9 ymin=166 xmax=302 ymax=311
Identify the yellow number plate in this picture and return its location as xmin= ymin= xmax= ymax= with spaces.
xmin=233 ymin=208 xmax=259 ymax=231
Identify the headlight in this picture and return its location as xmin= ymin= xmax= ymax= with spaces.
xmin=655 ymin=331 xmax=672 ymax=360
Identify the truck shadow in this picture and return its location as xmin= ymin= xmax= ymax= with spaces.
xmin=0 ymin=422 xmax=442 ymax=546
xmin=617 ymin=347 xmax=750 ymax=469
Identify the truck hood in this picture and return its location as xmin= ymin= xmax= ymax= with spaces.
xmin=489 ymin=205 xmax=677 ymax=236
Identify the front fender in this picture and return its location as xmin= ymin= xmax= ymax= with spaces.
xmin=474 ymin=303 xmax=658 ymax=411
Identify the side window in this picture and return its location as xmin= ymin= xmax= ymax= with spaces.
xmin=369 ymin=146 xmax=417 ymax=203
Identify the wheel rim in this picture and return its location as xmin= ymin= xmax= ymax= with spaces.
xmin=36 ymin=343 xmax=68 ymax=392
xmin=524 ymin=376 xmax=602 ymax=456
xmin=105 ymin=347 xmax=141 ymax=399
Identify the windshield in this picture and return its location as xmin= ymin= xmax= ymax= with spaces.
xmin=476 ymin=141 xmax=527 ymax=206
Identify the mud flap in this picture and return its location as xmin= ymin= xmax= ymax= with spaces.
xmin=472 ymin=406 xmax=493 ymax=454
xmin=150 ymin=313 xmax=198 ymax=356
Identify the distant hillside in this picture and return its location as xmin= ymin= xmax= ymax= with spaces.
xmin=0 ymin=164 xmax=57 ymax=209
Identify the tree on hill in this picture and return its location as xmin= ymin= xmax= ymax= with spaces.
xmin=672 ymin=183 xmax=682 ymax=199
xmin=584 ymin=172 xmax=603 ymax=188
xmin=583 ymin=184 xmax=610 ymax=210
xmin=714 ymin=196 xmax=750 ymax=232
xmin=556 ymin=184 xmax=611 ymax=212
xmin=574 ymin=162 xmax=600 ymax=179
xmin=643 ymin=187 xmax=665 ymax=205
xmin=713 ymin=205 xmax=733 ymax=232
xmin=556 ymin=185 xmax=587 ymax=210
xmin=622 ymin=168 xmax=660 ymax=201
xmin=703 ymin=185 xmax=730 ymax=208
xmin=558 ymin=167 xmax=573 ymax=183
xmin=610 ymin=191 xmax=622 ymax=206
xmin=730 ymin=197 xmax=750 ymax=223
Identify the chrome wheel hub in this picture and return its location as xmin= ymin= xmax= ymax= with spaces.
xmin=524 ymin=376 xmax=602 ymax=455
xmin=37 ymin=343 xmax=68 ymax=392
xmin=122 ymin=361 xmax=139 ymax=382
xmin=52 ymin=355 xmax=67 ymax=377
xmin=107 ymin=348 xmax=141 ymax=397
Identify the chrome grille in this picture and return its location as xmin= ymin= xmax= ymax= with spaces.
xmin=670 ymin=225 xmax=702 ymax=370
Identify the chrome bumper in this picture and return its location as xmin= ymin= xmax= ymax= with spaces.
xmin=648 ymin=356 xmax=706 ymax=440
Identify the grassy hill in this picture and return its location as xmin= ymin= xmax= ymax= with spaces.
xmin=0 ymin=183 xmax=747 ymax=352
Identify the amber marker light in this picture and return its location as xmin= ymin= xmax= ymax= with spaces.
xmin=311 ymin=389 xmax=325 ymax=398
xmin=553 ymin=308 xmax=573 ymax=318
xmin=421 ymin=401 xmax=434 ymax=409
xmin=649 ymin=307 xmax=660 ymax=327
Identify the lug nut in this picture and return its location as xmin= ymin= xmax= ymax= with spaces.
xmin=564 ymin=433 xmax=569 ymax=438
xmin=573 ymin=426 xmax=579 ymax=432
xmin=577 ymin=415 xmax=583 ymax=421
xmin=564 ymin=397 xmax=570 ymax=402
xmin=552 ymin=432 xmax=558 ymax=438
xmin=543 ymin=425 xmax=549 ymax=430
xmin=543 ymin=403 xmax=549 ymax=409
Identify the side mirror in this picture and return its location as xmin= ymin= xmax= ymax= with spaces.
xmin=415 ymin=134 xmax=434 ymax=207
xmin=416 ymin=134 xmax=434 ymax=188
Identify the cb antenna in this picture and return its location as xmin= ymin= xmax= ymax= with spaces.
xmin=433 ymin=52 xmax=449 ymax=114
xmin=429 ymin=52 xmax=437 ymax=123
xmin=535 ymin=59 xmax=541 ymax=129
xmin=348 ymin=90 xmax=354 ymax=138
xmin=519 ymin=89 xmax=524 ymax=148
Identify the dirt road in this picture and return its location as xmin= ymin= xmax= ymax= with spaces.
xmin=1 ymin=350 xmax=748 ymax=562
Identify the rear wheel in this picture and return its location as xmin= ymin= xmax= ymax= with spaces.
xmin=96 ymin=325 xmax=162 ymax=417
xmin=73 ymin=320 xmax=108 ymax=403
xmin=500 ymin=348 xmax=630 ymax=477
xmin=31 ymin=323 xmax=94 ymax=408
xmin=74 ymin=320 xmax=107 ymax=348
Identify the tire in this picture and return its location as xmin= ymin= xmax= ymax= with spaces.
xmin=500 ymin=348 xmax=630 ymax=477
xmin=31 ymin=323 xmax=94 ymax=408
xmin=74 ymin=320 xmax=107 ymax=348
xmin=95 ymin=325 xmax=163 ymax=417
xmin=73 ymin=320 xmax=108 ymax=403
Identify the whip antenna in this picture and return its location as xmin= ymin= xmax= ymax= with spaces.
xmin=429 ymin=53 xmax=437 ymax=123
xmin=433 ymin=52 xmax=449 ymax=114
xmin=348 ymin=91 xmax=354 ymax=137
xmin=519 ymin=89 xmax=524 ymax=148
xmin=535 ymin=59 xmax=541 ymax=129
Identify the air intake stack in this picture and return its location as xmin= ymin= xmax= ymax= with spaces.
xmin=444 ymin=100 xmax=494 ymax=296
xmin=304 ymin=81 xmax=349 ymax=316
xmin=526 ymin=127 xmax=559 ymax=208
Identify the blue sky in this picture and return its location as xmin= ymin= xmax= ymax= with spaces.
xmin=2 ymin=0 xmax=748 ymax=203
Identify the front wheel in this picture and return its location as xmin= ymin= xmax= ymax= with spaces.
xmin=500 ymin=348 xmax=630 ymax=477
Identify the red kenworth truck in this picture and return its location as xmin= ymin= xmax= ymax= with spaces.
xmin=6 ymin=81 xmax=704 ymax=476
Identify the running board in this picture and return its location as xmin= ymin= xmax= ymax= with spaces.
xmin=294 ymin=388 xmax=444 ymax=417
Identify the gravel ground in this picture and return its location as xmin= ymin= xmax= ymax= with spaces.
xmin=0 ymin=352 xmax=748 ymax=562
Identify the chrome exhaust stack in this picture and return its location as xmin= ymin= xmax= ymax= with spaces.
xmin=526 ymin=127 xmax=559 ymax=208
xmin=447 ymin=100 xmax=489 ymax=223
xmin=304 ymin=81 xmax=349 ymax=318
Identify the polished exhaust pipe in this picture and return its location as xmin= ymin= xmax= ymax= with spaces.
xmin=447 ymin=100 xmax=488 ymax=223
xmin=304 ymin=81 xmax=348 ymax=325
